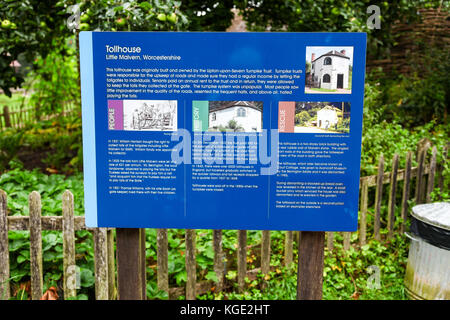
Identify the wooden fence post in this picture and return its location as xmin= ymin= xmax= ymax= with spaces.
xmin=29 ymin=191 xmax=43 ymax=300
xmin=359 ymin=179 xmax=368 ymax=246
xmin=425 ymin=146 xmax=437 ymax=203
xmin=343 ymin=232 xmax=351 ymax=251
xmin=387 ymin=154 xmax=399 ymax=238
xmin=157 ymin=229 xmax=169 ymax=295
xmin=116 ymin=228 xmax=146 ymax=300
xmin=107 ymin=229 xmax=116 ymax=299
xmin=213 ymin=230 xmax=224 ymax=292
xmin=294 ymin=231 xmax=300 ymax=246
xmin=284 ymin=231 xmax=293 ymax=267
xmin=415 ymin=148 xmax=426 ymax=204
xmin=3 ymin=106 xmax=11 ymax=128
xmin=141 ymin=229 xmax=146 ymax=299
xmin=35 ymin=103 xmax=41 ymax=123
xmin=185 ymin=229 xmax=196 ymax=300
xmin=261 ymin=230 xmax=270 ymax=275
xmin=374 ymin=155 xmax=384 ymax=240
xmin=237 ymin=230 xmax=247 ymax=292
xmin=420 ymin=146 xmax=430 ymax=202
xmin=0 ymin=190 xmax=10 ymax=300
xmin=400 ymin=151 xmax=412 ymax=234
xmin=62 ymin=190 xmax=76 ymax=299
xmin=326 ymin=232 xmax=334 ymax=251
xmin=94 ymin=228 xmax=109 ymax=300
xmin=437 ymin=144 xmax=448 ymax=199
xmin=297 ymin=231 xmax=325 ymax=300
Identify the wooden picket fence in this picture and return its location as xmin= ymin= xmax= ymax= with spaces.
xmin=0 ymin=104 xmax=77 ymax=130
xmin=0 ymin=191 xmax=114 ymax=300
xmin=0 ymin=142 xmax=447 ymax=300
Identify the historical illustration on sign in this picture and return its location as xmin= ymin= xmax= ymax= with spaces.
xmin=305 ymin=46 xmax=353 ymax=94
xmin=193 ymin=101 xmax=263 ymax=132
xmin=279 ymin=101 xmax=350 ymax=133
xmin=108 ymin=100 xmax=177 ymax=131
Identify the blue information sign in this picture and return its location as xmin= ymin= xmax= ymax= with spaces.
xmin=80 ymin=31 xmax=367 ymax=231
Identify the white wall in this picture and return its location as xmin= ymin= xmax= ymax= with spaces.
xmin=209 ymin=106 xmax=262 ymax=132
xmin=317 ymin=109 xmax=338 ymax=129
xmin=312 ymin=55 xmax=349 ymax=90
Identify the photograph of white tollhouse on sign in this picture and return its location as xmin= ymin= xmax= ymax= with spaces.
xmin=278 ymin=101 xmax=350 ymax=133
xmin=305 ymin=46 xmax=353 ymax=94
xmin=192 ymin=100 xmax=263 ymax=132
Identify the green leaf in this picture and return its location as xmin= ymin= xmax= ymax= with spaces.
xmin=10 ymin=269 xmax=28 ymax=282
xmin=42 ymin=233 xmax=58 ymax=250
xmin=80 ymin=268 xmax=95 ymax=288
xmin=204 ymin=246 xmax=214 ymax=259
xmin=9 ymin=239 xmax=28 ymax=252
xmin=175 ymin=270 xmax=187 ymax=286
xmin=226 ymin=270 xmax=236 ymax=280
xmin=17 ymin=255 xmax=27 ymax=264
xmin=43 ymin=251 xmax=61 ymax=262
xmin=205 ymin=271 xmax=218 ymax=282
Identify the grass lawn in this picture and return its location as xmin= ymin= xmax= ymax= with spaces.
xmin=305 ymin=87 xmax=352 ymax=94
xmin=307 ymin=87 xmax=337 ymax=92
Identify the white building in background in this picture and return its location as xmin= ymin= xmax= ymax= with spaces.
xmin=209 ymin=101 xmax=262 ymax=132
xmin=311 ymin=50 xmax=350 ymax=90
xmin=317 ymin=105 xmax=340 ymax=129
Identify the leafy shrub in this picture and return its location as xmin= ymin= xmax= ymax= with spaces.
xmin=76 ymin=0 xmax=188 ymax=32
xmin=364 ymin=44 xmax=449 ymax=129
xmin=0 ymin=168 xmax=91 ymax=299
xmin=361 ymin=120 xmax=449 ymax=176
xmin=25 ymin=43 xmax=80 ymax=118
xmin=361 ymin=78 xmax=449 ymax=177
xmin=0 ymin=115 xmax=83 ymax=174
xmin=0 ymin=130 xmax=25 ymax=169
xmin=295 ymin=111 xmax=310 ymax=125
xmin=0 ymin=168 xmax=84 ymax=216
xmin=323 ymin=235 xmax=409 ymax=300
xmin=0 ymin=0 xmax=190 ymax=96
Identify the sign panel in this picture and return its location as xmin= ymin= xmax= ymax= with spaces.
xmin=80 ymin=31 xmax=367 ymax=231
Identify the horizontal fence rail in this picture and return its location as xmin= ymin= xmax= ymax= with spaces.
xmin=0 ymin=143 xmax=448 ymax=300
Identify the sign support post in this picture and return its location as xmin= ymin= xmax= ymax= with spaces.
xmin=116 ymin=228 xmax=147 ymax=300
xmin=297 ymin=231 xmax=325 ymax=300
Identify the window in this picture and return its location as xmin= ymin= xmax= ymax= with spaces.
xmin=211 ymin=112 xmax=216 ymax=121
xmin=323 ymin=74 xmax=331 ymax=83
xmin=237 ymin=107 xmax=246 ymax=117
xmin=324 ymin=57 xmax=332 ymax=65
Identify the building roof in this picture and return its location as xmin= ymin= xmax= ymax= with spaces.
xmin=9 ymin=60 xmax=21 ymax=67
xmin=312 ymin=50 xmax=350 ymax=63
xmin=209 ymin=101 xmax=262 ymax=112
xmin=318 ymin=105 xmax=341 ymax=113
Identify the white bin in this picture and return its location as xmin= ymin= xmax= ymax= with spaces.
xmin=404 ymin=202 xmax=450 ymax=300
